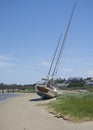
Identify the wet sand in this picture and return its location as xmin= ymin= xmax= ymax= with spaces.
xmin=0 ymin=93 xmax=93 ymax=130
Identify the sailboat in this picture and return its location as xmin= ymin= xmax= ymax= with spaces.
xmin=35 ymin=79 xmax=57 ymax=99
xmin=35 ymin=2 xmax=76 ymax=99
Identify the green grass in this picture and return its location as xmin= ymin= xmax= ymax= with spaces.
xmin=48 ymin=92 xmax=93 ymax=122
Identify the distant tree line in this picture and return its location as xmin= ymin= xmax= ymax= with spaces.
xmin=55 ymin=77 xmax=93 ymax=91
xmin=0 ymin=77 xmax=93 ymax=93
xmin=0 ymin=83 xmax=35 ymax=93
xmin=67 ymin=79 xmax=85 ymax=89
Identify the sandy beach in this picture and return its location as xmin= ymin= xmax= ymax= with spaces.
xmin=0 ymin=93 xmax=93 ymax=130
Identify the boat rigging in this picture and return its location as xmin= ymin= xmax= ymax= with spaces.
xmin=35 ymin=2 xmax=77 ymax=99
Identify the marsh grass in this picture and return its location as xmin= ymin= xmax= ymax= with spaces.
xmin=48 ymin=92 xmax=93 ymax=122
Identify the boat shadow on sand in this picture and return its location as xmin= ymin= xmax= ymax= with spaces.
xmin=29 ymin=98 xmax=42 ymax=101
xmin=29 ymin=97 xmax=51 ymax=102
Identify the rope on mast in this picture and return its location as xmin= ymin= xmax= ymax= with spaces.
xmin=47 ymin=32 xmax=62 ymax=78
xmin=52 ymin=1 xmax=77 ymax=77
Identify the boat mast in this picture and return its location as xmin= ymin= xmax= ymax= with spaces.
xmin=52 ymin=1 xmax=77 ymax=77
xmin=47 ymin=32 xmax=62 ymax=78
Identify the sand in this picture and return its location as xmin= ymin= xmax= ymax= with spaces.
xmin=0 ymin=93 xmax=93 ymax=130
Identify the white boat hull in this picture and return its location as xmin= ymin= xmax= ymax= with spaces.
xmin=35 ymin=84 xmax=57 ymax=99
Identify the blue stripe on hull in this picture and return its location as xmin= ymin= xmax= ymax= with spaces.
xmin=37 ymin=92 xmax=53 ymax=100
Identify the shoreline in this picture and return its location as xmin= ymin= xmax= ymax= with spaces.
xmin=0 ymin=92 xmax=21 ymax=104
xmin=0 ymin=93 xmax=93 ymax=130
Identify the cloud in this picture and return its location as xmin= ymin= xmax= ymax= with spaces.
xmin=24 ymin=65 xmax=33 ymax=69
xmin=0 ymin=61 xmax=15 ymax=68
xmin=0 ymin=54 xmax=15 ymax=68
xmin=37 ymin=62 xmax=50 ymax=68
xmin=86 ymin=70 xmax=93 ymax=76
xmin=0 ymin=54 xmax=13 ymax=60
xmin=63 ymin=68 xmax=74 ymax=72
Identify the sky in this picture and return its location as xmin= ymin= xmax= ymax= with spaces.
xmin=0 ymin=0 xmax=93 ymax=84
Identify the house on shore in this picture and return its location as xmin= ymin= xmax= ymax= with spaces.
xmin=85 ymin=78 xmax=93 ymax=87
xmin=68 ymin=77 xmax=83 ymax=82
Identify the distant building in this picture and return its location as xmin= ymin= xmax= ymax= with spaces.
xmin=56 ymin=82 xmax=69 ymax=88
xmin=68 ymin=77 xmax=83 ymax=82
xmin=85 ymin=78 xmax=93 ymax=87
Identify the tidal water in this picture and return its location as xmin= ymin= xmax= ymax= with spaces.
xmin=0 ymin=92 xmax=20 ymax=103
